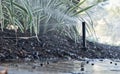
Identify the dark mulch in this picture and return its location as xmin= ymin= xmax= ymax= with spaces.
xmin=0 ymin=29 xmax=120 ymax=62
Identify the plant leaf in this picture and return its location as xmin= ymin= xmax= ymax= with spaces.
xmin=73 ymin=5 xmax=95 ymax=16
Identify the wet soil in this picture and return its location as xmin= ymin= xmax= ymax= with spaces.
xmin=1 ymin=59 xmax=120 ymax=74
xmin=0 ymin=29 xmax=120 ymax=62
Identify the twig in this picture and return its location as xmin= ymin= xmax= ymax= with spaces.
xmin=3 ymin=36 xmax=37 ymax=39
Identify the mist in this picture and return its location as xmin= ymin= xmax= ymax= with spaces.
xmin=85 ymin=0 xmax=120 ymax=46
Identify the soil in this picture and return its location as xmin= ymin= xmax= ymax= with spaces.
xmin=0 ymin=29 xmax=120 ymax=62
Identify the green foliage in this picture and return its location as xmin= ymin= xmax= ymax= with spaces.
xmin=0 ymin=0 xmax=100 ymax=42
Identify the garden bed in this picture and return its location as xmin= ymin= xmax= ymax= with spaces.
xmin=0 ymin=29 xmax=120 ymax=62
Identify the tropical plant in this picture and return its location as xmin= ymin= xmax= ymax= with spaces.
xmin=0 ymin=0 xmax=104 ymax=42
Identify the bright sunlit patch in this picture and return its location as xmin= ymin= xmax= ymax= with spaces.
xmin=109 ymin=0 xmax=120 ymax=7
xmin=105 ymin=0 xmax=120 ymax=10
xmin=91 ymin=0 xmax=120 ymax=46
